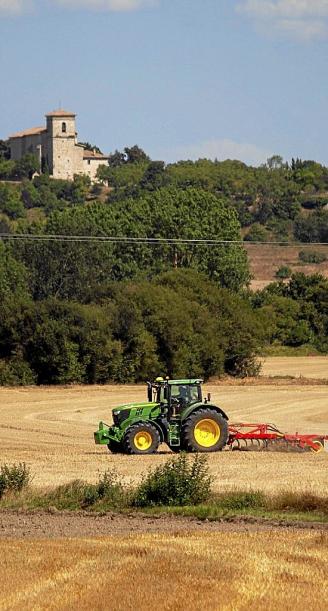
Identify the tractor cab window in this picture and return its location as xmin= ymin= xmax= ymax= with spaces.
xmin=170 ymin=384 xmax=201 ymax=404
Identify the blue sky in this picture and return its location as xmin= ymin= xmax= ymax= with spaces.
xmin=1 ymin=0 xmax=328 ymax=165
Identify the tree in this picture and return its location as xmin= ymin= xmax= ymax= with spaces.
xmin=124 ymin=145 xmax=150 ymax=164
xmin=140 ymin=161 xmax=168 ymax=190
xmin=13 ymin=154 xmax=40 ymax=180
xmin=78 ymin=142 xmax=102 ymax=154
xmin=266 ymin=155 xmax=285 ymax=170
xmin=0 ymin=140 xmax=10 ymax=160
xmin=295 ymin=209 xmax=328 ymax=243
xmin=0 ymin=242 xmax=30 ymax=300
xmin=0 ymin=183 xmax=26 ymax=220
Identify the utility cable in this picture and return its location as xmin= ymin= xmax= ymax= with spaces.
xmin=1 ymin=233 xmax=328 ymax=247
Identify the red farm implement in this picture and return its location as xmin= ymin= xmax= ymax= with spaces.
xmin=228 ymin=423 xmax=328 ymax=453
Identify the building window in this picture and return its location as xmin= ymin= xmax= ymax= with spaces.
xmin=62 ymin=122 xmax=67 ymax=133
xmin=87 ymin=160 xmax=91 ymax=165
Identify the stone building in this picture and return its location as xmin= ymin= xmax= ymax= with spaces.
xmin=8 ymin=109 xmax=109 ymax=181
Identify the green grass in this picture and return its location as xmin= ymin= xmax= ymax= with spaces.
xmin=1 ymin=486 xmax=327 ymax=525
xmin=140 ymin=505 xmax=328 ymax=524
xmin=1 ymin=459 xmax=327 ymax=525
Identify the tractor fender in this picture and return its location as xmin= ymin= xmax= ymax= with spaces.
xmin=181 ymin=403 xmax=229 ymax=422
xmin=125 ymin=419 xmax=166 ymax=443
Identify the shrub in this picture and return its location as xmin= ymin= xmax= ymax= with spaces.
xmin=43 ymin=470 xmax=127 ymax=510
xmin=95 ymin=469 xmax=126 ymax=507
xmin=271 ymin=491 xmax=328 ymax=514
xmin=298 ymin=250 xmax=326 ymax=265
xmin=133 ymin=453 xmax=212 ymax=507
xmin=0 ymin=463 xmax=30 ymax=498
xmin=275 ymin=266 xmax=292 ymax=279
xmin=216 ymin=491 xmax=265 ymax=511
xmin=45 ymin=480 xmax=91 ymax=509
xmin=0 ymin=358 xmax=36 ymax=386
xmin=244 ymin=223 xmax=269 ymax=242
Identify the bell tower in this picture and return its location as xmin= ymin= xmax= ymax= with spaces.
xmin=45 ymin=109 xmax=83 ymax=179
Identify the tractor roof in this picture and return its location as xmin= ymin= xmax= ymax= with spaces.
xmin=166 ymin=379 xmax=203 ymax=385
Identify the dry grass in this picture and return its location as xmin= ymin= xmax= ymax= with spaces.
xmin=0 ymin=367 xmax=328 ymax=495
xmin=261 ymin=356 xmax=328 ymax=379
xmin=0 ymin=531 xmax=327 ymax=610
xmin=244 ymin=243 xmax=328 ymax=290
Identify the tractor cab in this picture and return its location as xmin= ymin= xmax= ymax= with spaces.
xmin=147 ymin=377 xmax=205 ymax=417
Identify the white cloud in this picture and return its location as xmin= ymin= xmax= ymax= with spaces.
xmin=0 ymin=0 xmax=30 ymax=13
xmin=54 ymin=0 xmax=157 ymax=11
xmin=237 ymin=1 xmax=328 ymax=40
xmin=0 ymin=0 xmax=157 ymax=15
xmin=162 ymin=138 xmax=271 ymax=166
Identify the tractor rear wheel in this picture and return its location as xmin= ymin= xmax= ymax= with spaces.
xmin=123 ymin=423 xmax=160 ymax=455
xmin=181 ymin=409 xmax=228 ymax=453
xmin=107 ymin=440 xmax=123 ymax=454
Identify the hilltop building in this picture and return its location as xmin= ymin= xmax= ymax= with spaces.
xmin=8 ymin=109 xmax=109 ymax=182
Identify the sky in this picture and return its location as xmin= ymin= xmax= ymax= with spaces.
xmin=1 ymin=0 xmax=328 ymax=166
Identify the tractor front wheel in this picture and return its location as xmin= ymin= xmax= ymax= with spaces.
xmin=123 ymin=423 xmax=160 ymax=455
xmin=181 ymin=409 xmax=228 ymax=453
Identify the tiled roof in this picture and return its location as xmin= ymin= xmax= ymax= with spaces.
xmin=46 ymin=109 xmax=76 ymax=117
xmin=83 ymin=149 xmax=109 ymax=160
xmin=9 ymin=126 xmax=47 ymax=139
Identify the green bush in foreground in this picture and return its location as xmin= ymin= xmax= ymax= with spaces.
xmin=133 ymin=453 xmax=212 ymax=507
xmin=44 ymin=470 xmax=127 ymax=510
xmin=0 ymin=463 xmax=30 ymax=498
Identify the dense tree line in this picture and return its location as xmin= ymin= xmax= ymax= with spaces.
xmin=1 ymin=144 xmax=328 ymax=385
xmin=0 ymin=267 xmax=265 ymax=385
xmin=252 ymin=273 xmax=328 ymax=353
xmin=2 ymin=146 xmax=328 ymax=244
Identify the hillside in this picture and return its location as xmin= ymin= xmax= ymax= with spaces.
xmin=245 ymin=243 xmax=328 ymax=289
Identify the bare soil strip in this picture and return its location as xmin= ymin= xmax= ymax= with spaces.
xmin=0 ymin=509 xmax=327 ymax=540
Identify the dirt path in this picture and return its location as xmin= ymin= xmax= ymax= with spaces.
xmin=0 ymin=510 xmax=327 ymax=540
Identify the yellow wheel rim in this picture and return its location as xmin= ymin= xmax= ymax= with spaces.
xmin=134 ymin=431 xmax=153 ymax=451
xmin=311 ymin=441 xmax=324 ymax=454
xmin=194 ymin=419 xmax=220 ymax=448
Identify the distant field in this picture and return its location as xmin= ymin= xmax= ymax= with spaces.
xmin=245 ymin=243 xmax=328 ymax=289
xmin=1 ymin=530 xmax=327 ymax=610
xmin=261 ymin=356 xmax=328 ymax=379
xmin=1 ymin=371 xmax=327 ymax=495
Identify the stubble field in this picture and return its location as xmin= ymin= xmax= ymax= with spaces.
xmin=1 ymin=530 xmax=328 ymax=611
xmin=0 ymin=357 xmax=327 ymax=495
xmin=1 ymin=357 xmax=328 ymax=610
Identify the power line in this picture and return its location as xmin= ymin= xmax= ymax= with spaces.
xmin=1 ymin=233 xmax=328 ymax=247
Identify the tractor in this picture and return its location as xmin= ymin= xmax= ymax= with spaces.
xmin=94 ymin=378 xmax=229 ymax=454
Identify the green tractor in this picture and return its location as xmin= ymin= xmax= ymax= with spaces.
xmin=94 ymin=378 xmax=229 ymax=455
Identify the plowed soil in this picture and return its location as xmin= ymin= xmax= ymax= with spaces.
xmin=0 ymin=357 xmax=327 ymax=495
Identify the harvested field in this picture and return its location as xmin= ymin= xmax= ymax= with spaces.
xmin=1 ymin=530 xmax=327 ymax=610
xmin=245 ymin=243 xmax=328 ymax=290
xmin=0 ymin=373 xmax=327 ymax=496
xmin=261 ymin=356 xmax=328 ymax=380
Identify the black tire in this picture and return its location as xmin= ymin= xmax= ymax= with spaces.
xmin=169 ymin=446 xmax=181 ymax=453
xmin=123 ymin=423 xmax=160 ymax=455
xmin=107 ymin=440 xmax=123 ymax=454
xmin=181 ymin=408 xmax=228 ymax=453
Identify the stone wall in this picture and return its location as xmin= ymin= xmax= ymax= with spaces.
xmin=83 ymin=157 xmax=108 ymax=182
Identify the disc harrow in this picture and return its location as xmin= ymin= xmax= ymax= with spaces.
xmin=228 ymin=423 xmax=328 ymax=453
